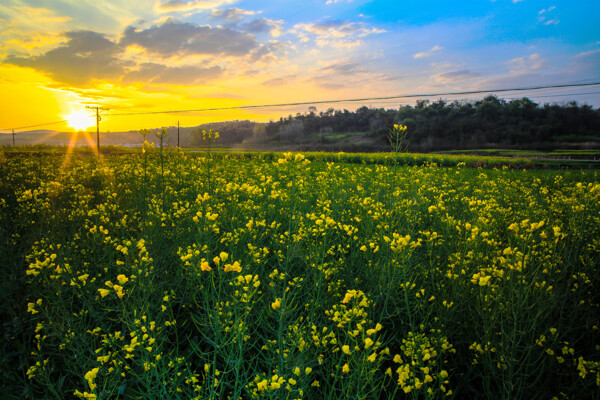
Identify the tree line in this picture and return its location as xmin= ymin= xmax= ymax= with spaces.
xmin=190 ymin=97 xmax=600 ymax=151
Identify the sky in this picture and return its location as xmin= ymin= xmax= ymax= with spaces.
xmin=0 ymin=0 xmax=599 ymax=133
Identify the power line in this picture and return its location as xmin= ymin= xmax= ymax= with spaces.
xmin=108 ymin=82 xmax=600 ymax=116
xmin=0 ymin=119 xmax=68 ymax=133
xmin=524 ymin=91 xmax=600 ymax=99
xmin=1 ymin=81 xmax=599 ymax=134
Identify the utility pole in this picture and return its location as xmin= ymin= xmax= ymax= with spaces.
xmin=177 ymin=121 xmax=180 ymax=148
xmin=12 ymin=129 xmax=15 ymax=147
xmin=86 ymin=106 xmax=109 ymax=152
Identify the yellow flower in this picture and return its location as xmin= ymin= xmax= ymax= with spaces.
xmin=74 ymin=391 xmax=97 ymax=400
xmin=342 ymin=363 xmax=350 ymax=373
xmin=257 ymin=379 xmax=268 ymax=391
xmin=364 ymin=338 xmax=374 ymax=349
xmin=219 ymin=252 xmax=229 ymax=262
xmin=271 ymin=298 xmax=281 ymax=310
xmin=117 ymin=274 xmax=128 ymax=285
xmin=269 ymin=381 xmax=281 ymax=390
xmin=114 ymin=286 xmax=124 ymax=299
xmin=224 ymin=261 xmax=242 ymax=272
xmin=98 ymin=289 xmax=110 ymax=298
xmin=478 ymin=275 xmax=491 ymax=286
xmin=305 ymin=367 xmax=312 ymax=375
xmin=84 ymin=367 xmax=99 ymax=390
xmin=367 ymin=352 xmax=377 ymax=362
xmin=342 ymin=345 xmax=351 ymax=355
xmin=200 ymin=261 xmax=212 ymax=271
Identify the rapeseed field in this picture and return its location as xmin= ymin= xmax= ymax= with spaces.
xmin=1 ymin=137 xmax=599 ymax=399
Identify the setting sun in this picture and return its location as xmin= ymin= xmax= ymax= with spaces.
xmin=65 ymin=110 xmax=94 ymax=131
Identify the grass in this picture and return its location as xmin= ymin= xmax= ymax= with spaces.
xmin=1 ymin=144 xmax=599 ymax=399
xmin=322 ymin=131 xmax=367 ymax=141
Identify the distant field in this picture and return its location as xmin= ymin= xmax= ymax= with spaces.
xmin=3 ymin=144 xmax=600 ymax=169
xmin=439 ymin=148 xmax=600 ymax=159
xmin=1 ymin=150 xmax=599 ymax=399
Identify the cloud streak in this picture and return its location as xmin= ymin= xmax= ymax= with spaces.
xmin=414 ymin=45 xmax=443 ymax=59
xmin=156 ymin=0 xmax=238 ymax=13
xmin=431 ymin=69 xmax=481 ymax=85
xmin=292 ymin=20 xmax=384 ymax=48
xmin=123 ymin=62 xmax=223 ymax=85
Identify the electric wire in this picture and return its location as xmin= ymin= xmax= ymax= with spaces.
xmin=107 ymin=82 xmax=600 ymax=116
xmin=0 ymin=120 xmax=69 ymax=134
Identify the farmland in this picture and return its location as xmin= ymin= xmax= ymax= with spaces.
xmin=1 ymin=146 xmax=599 ymax=399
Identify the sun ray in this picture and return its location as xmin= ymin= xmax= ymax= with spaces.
xmin=60 ymin=130 xmax=80 ymax=173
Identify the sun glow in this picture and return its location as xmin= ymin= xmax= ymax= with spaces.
xmin=65 ymin=110 xmax=94 ymax=131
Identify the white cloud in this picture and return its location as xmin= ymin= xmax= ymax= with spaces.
xmin=209 ymin=8 xmax=257 ymax=21
xmin=430 ymin=69 xmax=480 ymax=85
xmin=123 ymin=62 xmax=223 ymax=84
xmin=538 ymin=6 xmax=558 ymax=24
xmin=120 ymin=20 xmax=258 ymax=57
xmin=413 ymin=45 xmax=443 ymax=59
xmin=315 ymin=39 xmax=363 ymax=48
xmin=239 ymin=18 xmax=284 ymax=38
xmin=544 ymin=19 xmax=559 ymax=25
xmin=5 ymin=31 xmax=127 ymax=85
xmin=573 ymin=49 xmax=600 ymax=58
xmin=292 ymin=20 xmax=384 ymax=48
xmin=506 ymin=53 xmax=548 ymax=75
xmin=539 ymin=5 xmax=556 ymax=14
xmin=294 ymin=20 xmax=384 ymax=39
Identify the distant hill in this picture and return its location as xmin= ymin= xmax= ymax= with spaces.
xmin=0 ymin=128 xmax=197 ymax=147
xmin=1 ymin=129 xmax=139 ymax=147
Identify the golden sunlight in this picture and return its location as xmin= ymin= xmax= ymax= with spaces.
xmin=65 ymin=110 xmax=94 ymax=131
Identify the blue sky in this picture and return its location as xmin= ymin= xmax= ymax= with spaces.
xmin=0 ymin=0 xmax=599 ymax=130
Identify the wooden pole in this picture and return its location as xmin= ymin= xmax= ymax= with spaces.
xmin=95 ymin=108 xmax=100 ymax=150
